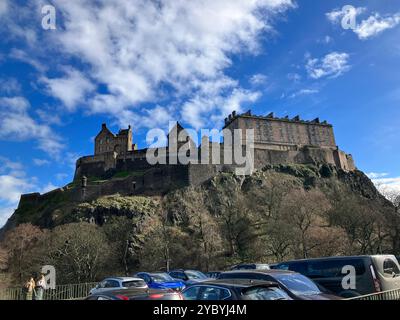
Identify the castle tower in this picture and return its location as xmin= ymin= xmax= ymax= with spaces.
xmin=94 ymin=123 xmax=133 ymax=156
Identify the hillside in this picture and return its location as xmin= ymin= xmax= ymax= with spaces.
xmin=1 ymin=163 xmax=399 ymax=280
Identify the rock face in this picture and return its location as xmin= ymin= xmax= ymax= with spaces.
xmin=1 ymin=164 xmax=393 ymax=228
xmin=1 ymin=164 xmax=399 ymax=266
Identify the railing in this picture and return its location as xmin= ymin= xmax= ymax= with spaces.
xmin=347 ymin=288 xmax=400 ymax=301
xmin=0 ymin=282 xmax=98 ymax=300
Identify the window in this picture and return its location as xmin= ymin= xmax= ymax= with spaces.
xmin=170 ymin=272 xmax=187 ymax=281
xmin=149 ymin=273 xmax=175 ymax=283
xmin=274 ymin=264 xmax=289 ymax=271
xmin=137 ymin=274 xmax=151 ymax=283
xmin=285 ymin=259 xmax=366 ymax=278
xmin=383 ymin=259 xmax=400 ymax=277
xmin=198 ymin=286 xmax=231 ymax=300
xmin=242 ymin=287 xmax=291 ymax=300
xmin=273 ymin=274 xmax=321 ymax=296
xmin=104 ymin=280 xmax=119 ymax=288
xmin=182 ymin=286 xmax=201 ymax=300
xmin=185 ymin=271 xmax=208 ymax=280
xmin=122 ymin=280 xmax=147 ymax=288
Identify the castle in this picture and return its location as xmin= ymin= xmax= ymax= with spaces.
xmin=74 ymin=110 xmax=355 ymax=196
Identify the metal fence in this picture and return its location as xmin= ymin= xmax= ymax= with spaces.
xmin=0 ymin=282 xmax=97 ymax=300
xmin=347 ymin=288 xmax=400 ymax=301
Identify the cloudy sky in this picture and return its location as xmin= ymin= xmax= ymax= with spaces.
xmin=0 ymin=0 xmax=399 ymax=226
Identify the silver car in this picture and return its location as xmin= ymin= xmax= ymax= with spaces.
xmin=90 ymin=277 xmax=148 ymax=295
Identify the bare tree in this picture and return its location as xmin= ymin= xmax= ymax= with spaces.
xmin=263 ymin=220 xmax=294 ymax=262
xmin=45 ymin=222 xmax=115 ymax=284
xmin=281 ymin=189 xmax=331 ymax=259
xmin=0 ymin=246 xmax=8 ymax=271
xmin=3 ymin=223 xmax=44 ymax=282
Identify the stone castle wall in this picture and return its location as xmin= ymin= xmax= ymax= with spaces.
xmin=224 ymin=114 xmax=336 ymax=149
xmin=72 ymin=111 xmax=355 ymax=197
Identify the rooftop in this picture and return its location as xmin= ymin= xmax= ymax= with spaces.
xmin=223 ymin=110 xmax=332 ymax=129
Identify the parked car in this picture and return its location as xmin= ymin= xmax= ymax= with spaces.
xmin=230 ymin=263 xmax=270 ymax=270
xmin=168 ymin=269 xmax=210 ymax=284
xmin=89 ymin=277 xmax=148 ymax=295
xmin=86 ymin=288 xmax=183 ymax=300
xmin=273 ymin=255 xmax=400 ymax=297
xmin=135 ymin=272 xmax=186 ymax=291
xmin=182 ymin=279 xmax=292 ymax=300
xmin=206 ymin=271 xmax=222 ymax=279
xmin=217 ymin=270 xmax=340 ymax=300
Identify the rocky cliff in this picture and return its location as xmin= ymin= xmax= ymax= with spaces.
xmin=1 ymin=163 xmax=399 ymax=268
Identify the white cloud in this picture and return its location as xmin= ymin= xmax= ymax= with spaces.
xmin=0 ymin=156 xmax=25 ymax=178
xmin=287 ymin=73 xmax=301 ymax=82
xmin=326 ymin=6 xmax=366 ymax=24
xmin=0 ymin=157 xmax=58 ymax=227
xmin=0 ymin=175 xmax=34 ymax=203
xmin=0 ymin=96 xmax=65 ymax=158
xmin=250 ymin=74 xmax=268 ymax=86
xmin=0 ymin=0 xmax=9 ymax=16
xmin=0 ymin=78 xmax=21 ymax=95
xmin=36 ymin=109 xmax=62 ymax=125
xmin=0 ymin=158 xmax=34 ymax=227
xmin=326 ymin=7 xmax=400 ymax=40
xmin=367 ymin=172 xmax=389 ymax=179
xmin=22 ymin=0 xmax=295 ymax=129
xmin=9 ymin=48 xmax=46 ymax=72
xmin=40 ymin=183 xmax=60 ymax=194
xmin=55 ymin=173 xmax=69 ymax=181
xmin=0 ymin=205 xmax=16 ymax=228
xmin=182 ymin=87 xmax=261 ymax=129
xmin=317 ymin=35 xmax=333 ymax=44
xmin=33 ymin=158 xmax=50 ymax=166
xmin=41 ymin=68 xmax=95 ymax=111
xmin=306 ymin=52 xmax=350 ymax=79
xmin=289 ymin=88 xmax=319 ymax=99
xmin=370 ymin=174 xmax=400 ymax=202
xmin=354 ymin=13 xmax=400 ymax=40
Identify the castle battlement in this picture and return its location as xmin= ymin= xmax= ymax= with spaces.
xmin=224 ymin=110 xmax=332 ymax=128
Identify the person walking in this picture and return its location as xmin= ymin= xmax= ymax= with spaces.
xmin=34 ymin=274 xmax=47 ymax=300
xmin=24 ymin=277 xmax=36 ymax=300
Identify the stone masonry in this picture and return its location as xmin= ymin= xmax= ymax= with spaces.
xmin=72 ymin=110 xmax=355 ymax=196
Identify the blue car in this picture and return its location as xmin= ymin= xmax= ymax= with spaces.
xmin=168 ymin=269 xmax=211 ymax=285
xmin=135 ymin=272 xmax=186 ymax=291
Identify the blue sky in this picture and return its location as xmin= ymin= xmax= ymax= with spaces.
xmin=0 ymin=0 xmax=400 ymax=226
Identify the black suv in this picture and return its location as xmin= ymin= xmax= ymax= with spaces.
xmin=218 ymin=269 xmax=340 ymax=300
xmin=272 ymin=255 xmax=400 ymax=297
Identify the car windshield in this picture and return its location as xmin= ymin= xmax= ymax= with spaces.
xmin=242 ymin=287 xmax=291 ymax=300
xmin=274 ymin=274 xmax=321 ymax=296
xmin=186 ymin=270 xmax=208 ymax=280
xmin=150 ymin=273 xmax=174 ymax=283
